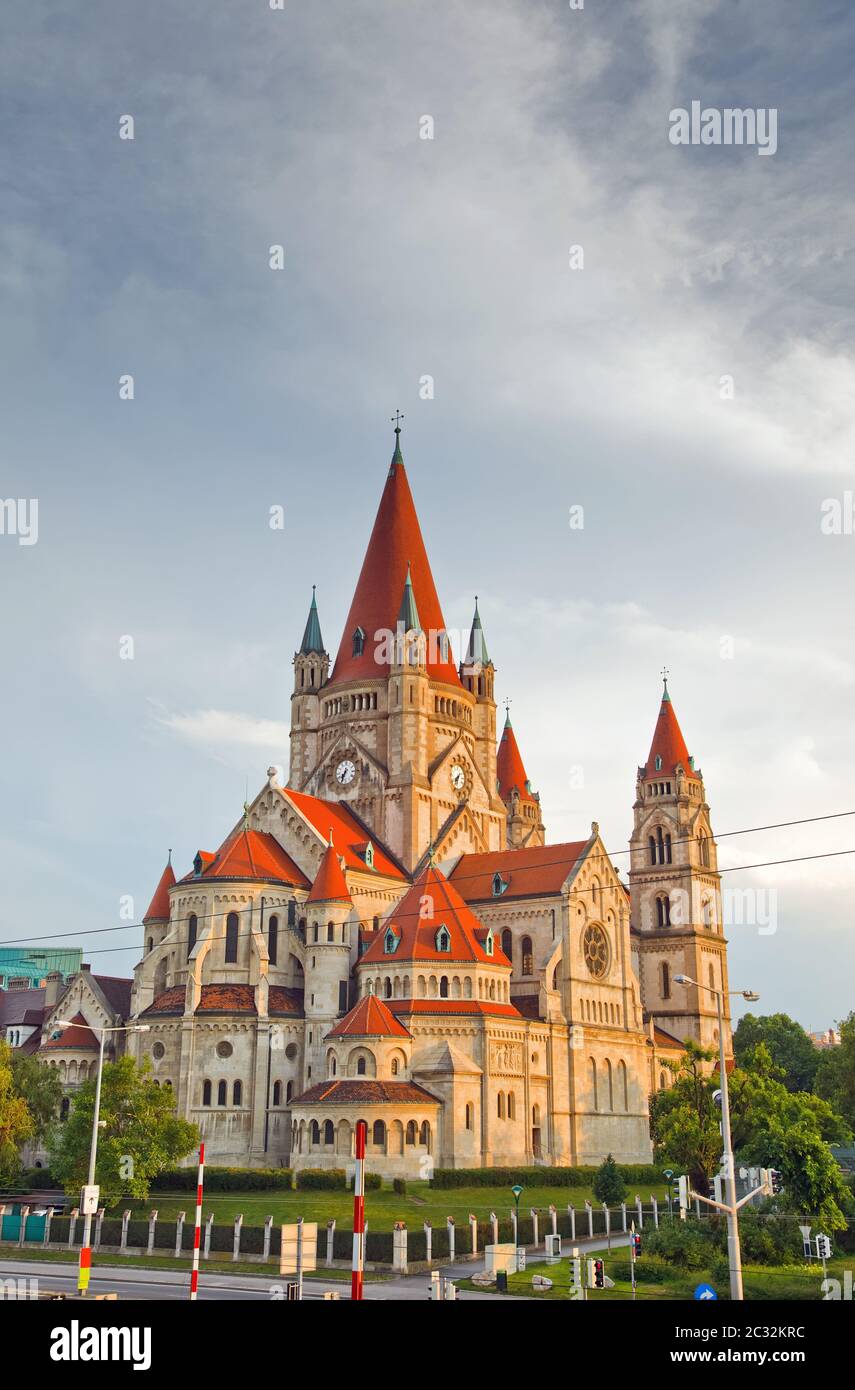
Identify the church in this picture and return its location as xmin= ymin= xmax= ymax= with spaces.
xmin=121 ymin=426 xmax=733 ymax=1175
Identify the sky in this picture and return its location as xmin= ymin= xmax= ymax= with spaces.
xmin=1 ymin=0 xmax=853 ymax=1031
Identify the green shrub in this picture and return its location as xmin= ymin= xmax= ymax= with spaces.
xmin=643 ymin=1218 xmax=714 ymax=1270
xmin=592 ymin=1154 xmax=628 ymax=1206
xmin=150 ymin=1166 xmax=293 ymax=1192
xmin=392 ymin=1178 xmax=406 ymax=1195
xmin=295 ymin=1168 xmax=348 ymax=1191
xmin=429 ymin=1164 xmax=661 ymax=1189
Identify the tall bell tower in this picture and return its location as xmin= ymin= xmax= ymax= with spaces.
xmin=629 ymin=676 xmax=731 ymax=1057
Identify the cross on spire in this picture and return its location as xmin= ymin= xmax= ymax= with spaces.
xmin=391 ymin=409 xmax=404 ymax=436
xmin=661 ymin=667 xmax=669 ymax=689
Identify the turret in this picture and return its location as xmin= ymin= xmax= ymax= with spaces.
xmin=460 ymin=598 xmax=499 ymax=798
xmin=497 ymin=707 xmax=545 ymax=848
xmin=290 ymin=587 xmax=329 ymax=786
xmin=302 ymin=836 xmax=354 ymax=1087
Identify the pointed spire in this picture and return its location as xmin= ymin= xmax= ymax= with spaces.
xmin=328 ymin=431 xmax=461 ymax=688
xmin=397 ymin=561 xmax=421 ymax=632
xmin=299 ymin=585 xmax=325 ymax=655
xmin=143 ymin=856 xmax=176 ymax=923
xmin=644 ymin=674 xmax=698 ymax=778
xmin=390 ymin=411 xmax=404 ymax=471
xmin=497 ymin=707 xmax=536 ymax=803
xmin=464 ymin=596 xmax=491 ymax=667
xmin=306 ymin=838 xmax=351 ymax=904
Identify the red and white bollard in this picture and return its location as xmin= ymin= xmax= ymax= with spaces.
xmin=189 ymin=1142 xmax=205 ymax=1301
xmin=351 ymin=1120 xmax=367 ymax=1301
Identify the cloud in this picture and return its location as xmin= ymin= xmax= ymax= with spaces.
xmin=154 ymin=706 xmax=290 ymax=752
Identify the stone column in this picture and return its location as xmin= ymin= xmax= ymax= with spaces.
xmin=232 ymin=1214 xmax=243 ymax=1262
xmin=424 ymin=1221 xmax=432 ymax=1265
xmin=147 ymin=1210 xmax=158 ymax=1255
xmin=620 ymin=1202 xmax=627 ymax=1232
xmin=120 ymin=1210 xmax=131 ymax=1251
xmin=549 ymin=1205 xmax=558 ymax=1237
xmin=175 ymin=1212 xmax=186 ymax=1257
xmin=468 ymin=1213 xmax=477 ymax=1256
xmin=585 ymin=1201 xmax=593 ymax=1239
xmin=446 ymin=1217 xmax=455 ymax=1262
xmin=204 ymin=1213 xmax=214 ymax=1259
xmin=568 ymin=1205 xmax=576 ymax=1241
xmin=510 ymin=1209 xmax=518 ymax=1245
xmin=43 ymin=1208 xmax=54 ymax=1247
xmin=530 ymin=1210 xmax=539 ymax=1247
xmin=69 ymin=1208 xmax=79 ymax=1247
xmin=17 ymin=1206 xmax=29 ymax=1248
xmin=94 ymin=1208 xmax=105 ymax=1251
xmin=263 ymin=1216 xmax=274 ymax=1261
xmin=393 ymin=1222 xmax=408 ymax=1275
xmin=652 ymin=1196 xmax=659 ymax=1229
xmin=636 ymin=1195 xmax=643 ymax=1229
xmin=326 ymin=1219 xmax=336 ymax=1267
xmin=490 ymin=1211 xmax=499 ymax=1245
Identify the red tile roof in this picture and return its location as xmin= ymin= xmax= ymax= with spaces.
xmin=360 ymin=863 xmax=511 ymax=966
xmin=327 ymin=994 xmax=411 ymax=1039
xmin=643 ymin=687 xmax=700 ymax=780
xmin=281 ymin=788 xmax=405 ymax=880
xmin=328 ymin=443 xmax=462 ymax=689
xmin=449 ymin=841 xmax=589 ymax=902
xmin=180 ymin=828 xmax=310 ymax=889
xmin=42 ymin=1012 xmax=99 ymax=1050
xmin=295 ymin=1079 xmax=439 ymax=1106
xmin=497 ymin=716 xmax=536 ymax=803
xmin=141 ymin=984 xmax=304 ymax=1017
xmin=306 ymin=841 xmax=351 ymax=904
xmin=143 ymin=859 xmax=176 ymax=922
xmin=390 ymin=999 xmax=523 ymax=1020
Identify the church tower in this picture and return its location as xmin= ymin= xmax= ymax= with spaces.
xmin=289 ymin=425 xmax=507 ymax=870
xmin=459 ymin=599 xmax=499 ymax=804
xmin=290 ymin=587 xmax=330 ymax=788
xmin=629 ymin=677 xmax=731 ymax=1057
xmin=497 ymin=708 xmax=546 ymax=848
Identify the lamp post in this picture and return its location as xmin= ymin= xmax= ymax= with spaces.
xmin=671 ymin=979 xmax=759 ymax=1302
xmin=55 ymin=1018 xmax=150 ymax=1294
xmin=511 ymin=1184 xmax=523 ymax=1268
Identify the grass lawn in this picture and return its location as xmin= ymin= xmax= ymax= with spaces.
xmin=458 ymin=1253 xmax=851 ymax=1301
xmin=123 ymin=1182 xmax=670 ymax=1232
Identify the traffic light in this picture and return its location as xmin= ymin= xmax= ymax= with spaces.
xmin=674 ymin=1175 xmax=689 ymax=1218
xmin=816 ymin=1234 xmax=832 ymax=1260
xmin=631 ymin=1233 xmax=642 ymax=1259
xmin=769 ymin=1169 xmax=783 ymax=1195
xmin=592 ymin=1258 xmax=605 ymax=1289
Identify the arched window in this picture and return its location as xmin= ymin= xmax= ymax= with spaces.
xmin=310 ymin=1120 xmax=320 ymax=1146
xmin=406 ymin=1120 xmax=417 ymax=1145
xmin=384 ymin=977 xmax=392 ymax=999
xmin=357 ymin=1056 xmax=367 ymax=1076
xmin=521 ymin=936 xmax=533 ymax=976
xmin=497 ymin=1091 xmax=505 ymax=1119
xmin=268 ymin=915 xmax=279 ymax=965
xmin=606 ymin=1059 xmax=614 ymax=1112
xmin=590 ymin=1058 xmax=599 ymax=1112
xmin=327 ymin=921 xmax=335 ymax=942
xmin=465 ymin=1102 xmax=474 ymax=1130
xmin=188 ymin=913 xmax=198 ymax=959
xmin=665 ymin=833 xmax=672 ymax=864
xmin=272 ymin=1080 xmax=282 ymax=1106
xmin=648 ymin=835 xmax=656 ymax=866
xmin=60 ymin=1095 xmax=71 ymax=1121
xmin=217 ymin=1080 xmax=227 ymax=1106
xmin=391 ymin=1056 xmax=399 ymax=1075
xmin=656 ymin=896 xmax=671 ymax=928
xmin=352 ymin=626 xmax=365 ymax=657
xmin=372 ymin=1119 xmax=386 ymax=1147
xmin=420 ymin=1121 xmax=431 ymax=1151
xmin=699 ymin=832 xmax=710 ymax=867
xmin=324 ymin=1119 xmax=335 ymax=1145
xmin=287 ymin=899 xmax=297 ymax=927
xmin=660 ymin=1070 xmax=667 ymax=1089
xmin=661 ymin=961 xmax=671 ymax=999
xmin=618 ymin=1059 xmax=629 ymax=1110
xmin=233 ymin=1080 xmax=242 ymax=1106
xmin=501 ymin=928 xmax=513 ymax=961
xmin=656 ymin=827 xmax=664 ymax=864
xmin=202 ymin=1080 xmax=212 ymax=1107
xmin=708 ymin=962 xmax=715 ymax=989
xmin=507 ymin=1091 xmax=516 ymax=1120
xmin=439 ymin=975 xmax=449 ymax=998
xmin=286 ymin=1080 xmax=294 ymax=1103
xmin=330 ymin=1054 xmax=337 ymax=1077
xmin=225 ymin=912 xmax=239 ymax=963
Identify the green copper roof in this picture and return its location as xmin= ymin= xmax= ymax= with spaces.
xmin=300 ymin=586 xmax=325 ymax=654
xmin=397 ymin=562 xmax=421 ymax=632
xmin=464 ymin=597 xmax=491 ymax=667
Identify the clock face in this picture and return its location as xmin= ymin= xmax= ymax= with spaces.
xmin=335 ymin=759 xmax=356 ymax=786
xmin=450 ymin=763 xmax=466 ymax=791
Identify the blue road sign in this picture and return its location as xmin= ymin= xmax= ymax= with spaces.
xmin=694 ymin=1283 xmax=718 ymax=1301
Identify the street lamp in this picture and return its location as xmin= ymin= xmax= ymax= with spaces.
xmin=55 ymin=1019 xmax=150 ymax=1295
xmin=671 ymin=978 xmax=758 ymax=1301
xmin=511 ymin=1184 xmax=523 ymax=1266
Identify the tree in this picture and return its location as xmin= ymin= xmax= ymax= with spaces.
xmin=48 ymin=1057 xmax=198 ymax=1206
xmin=9 ymin=1053 xmax=63 ymax=1144
xmin=0 ymin=1041 xmax=34 ymax=1184
xmin=649 ymin=1042 xmax=722 ymax=1192
xmin=733 ymin=1013 xmax=820 ymax=1093
xmin=814 ymin=1012 xmax=855 ymax=1133
xmin=592 ymin=1153 xmax=627 ymax=1205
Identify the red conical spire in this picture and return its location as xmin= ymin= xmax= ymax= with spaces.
xmin=306 ymin=836 xmax=351 ymax=903
xmin=329 ymin=431 xmax=461 ymax=688
xmin=644 ymin=676 xmax=698 ymax=779
xmin=497 ymin=709 xmax=536 ymax=803
xmin=143 ymin=855 xmax=176 ymax=922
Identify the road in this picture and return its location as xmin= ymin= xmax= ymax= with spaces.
xmin=0 ymin=1233 xmax=628 ymax=1302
